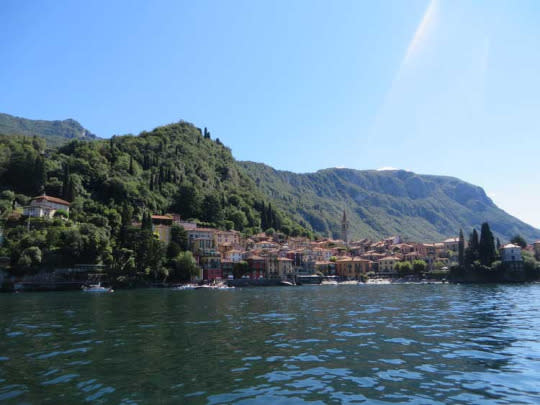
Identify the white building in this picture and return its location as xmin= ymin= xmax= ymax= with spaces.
xmin=23 ymin=194 xmax=70 ymax=218
xmin=500 ymin=244 xmax=522 ymax=262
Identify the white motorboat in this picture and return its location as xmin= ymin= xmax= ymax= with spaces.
xmin=172 ymin=284 xmax=198 ymax=290
xmin=321 ymin=280 xmax=339 ymax=285
xmin=82 ymin=283 xmax=113 ymax=293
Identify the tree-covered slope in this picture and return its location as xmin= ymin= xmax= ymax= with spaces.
xmin=238 ymin=162 xmax=540 ymax=242
xmin=0 ymin=112 xmax=98 ymax=147
xmin=0 ymin=122 xmax=308 ymax=237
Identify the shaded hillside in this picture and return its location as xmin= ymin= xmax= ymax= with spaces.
xmin=0 ymin=122 xmax=309 ymax=236
xmin=238 ymin=162 xmax=540 ymax=242
xmin=0 ymin=112 xmax=98 ymax=147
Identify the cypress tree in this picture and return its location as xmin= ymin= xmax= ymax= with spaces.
xmin=458 ymin=229 xmax=465 ymax=267
xmin=142 ymin=212 xmax=153 ymax=232
xmin=260 ymin=201 xmax=267 ymax=229
xmin=32 ymin=155 xmax=46 ymax=195
xmin=120 ymin=204 xmax=133 ymax=244
xmin=465 ymin=229 xmax=479 ymax=267
xmin=479 ymin=222 xmax=496 ymax=266
xmin=65 ymin=176 xmax=76 ymax=202
xmin=62 ymin=164 xmax=70 ymax=199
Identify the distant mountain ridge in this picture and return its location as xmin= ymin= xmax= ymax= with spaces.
xmin=0 ymin=112 xmax=99 ymax=146
xmin=239 ymin=162 xmax=540 ymax=243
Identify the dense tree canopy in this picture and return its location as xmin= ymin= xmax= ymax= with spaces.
xmin=0 ymin=123 xmax=311 ymax=280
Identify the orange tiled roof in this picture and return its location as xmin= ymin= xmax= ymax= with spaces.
xmin=33 ymin=195 xmax=70 ymax=206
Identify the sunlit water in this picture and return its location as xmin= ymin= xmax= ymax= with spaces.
xmin=1 ymin=284 xmax=540 ymax=404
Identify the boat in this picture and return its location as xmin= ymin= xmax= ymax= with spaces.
xmin=296 ymin=275 xmax=323 ymax=285
xmin=194 ymin=282 xmax=234 ymax=290
xmin=365 ymin=278 xmax=391 ymax=285
xmin=280 ymin=280 xmax=295 ymax=286
xmin=172 ymin=284 xmax=198 ymax=290
xmin=82 ymin=283 xmax=113 ymax=293
xmin=338 ymin=280 xmax=359 ymax=285
xmin=320 ymin=280 xmax=338 ymax=285
xmin=194 ymin=284 xmax=213 ymax=289
xmin=211 ymin=281 xmax=234 ymax=290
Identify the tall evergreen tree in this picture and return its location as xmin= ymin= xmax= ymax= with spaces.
xmin=120 ymin=204 xmax=133 ymax=244
xmin=142 ymin=212 xmax=153 ymax=232
xmin=64 ymin=175 xmax=76 ymax=202
xmin=465 ymin=228 xmax=479 ymax=267
xmin=32 ymin=155 xmax=46 ymax=195
xmin=62 ymin=164 xmax=70 ymax=199
xmin=479 ymin=222 xmax=496 ymax=266
xmin=458 ymin=228 xmax=465 ymax=267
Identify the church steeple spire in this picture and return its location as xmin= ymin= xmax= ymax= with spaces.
xmin=341 ymin=209 xmax=349 ymax=244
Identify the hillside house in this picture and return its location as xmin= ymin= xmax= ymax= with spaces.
xmin=23 ymin=194 xmax=70 ymax=218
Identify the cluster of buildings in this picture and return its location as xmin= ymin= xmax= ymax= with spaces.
xmin=20 ymin=195 xmax=540 ymax=280
xmin=145 ymin=211 xmax=464 ymax=281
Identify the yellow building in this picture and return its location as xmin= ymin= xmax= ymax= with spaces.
xmin=335 ymin=257 xmax=371 ymax=279
xmin=377 ymin=256 xmax=400 ymax=277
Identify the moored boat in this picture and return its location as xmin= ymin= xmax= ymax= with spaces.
xmin=82 ymin=283 xmax=113 ymax=293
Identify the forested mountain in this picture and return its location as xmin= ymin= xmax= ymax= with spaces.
xmin=0 ymin=122 xmax=311 ymax=278
xmin=0 ymin=113 xmax=98 ymax=147
xmin=1 ymin=112 xmax=539 ymax=249
xmin=0 ymin=121 xmax=306 ymax=235
xmin=239 ymin=162 xmax=540 ymax=243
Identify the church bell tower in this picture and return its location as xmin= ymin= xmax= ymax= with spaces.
xmin=341 ymin=209 xmax=349 ymax=244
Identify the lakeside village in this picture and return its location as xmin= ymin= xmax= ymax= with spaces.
xmin=2 ymin=194 xmax=540 ymax=291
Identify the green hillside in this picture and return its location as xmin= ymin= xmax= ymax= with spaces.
xmin=0 ymin=122 xmax=307 ymax=236
xmin=0 ymin=122 xmax=311 ymax=278
xmin=239 ymin=162 xmax=540 ymax=243
xmin=1 ymin=111 xmax=538 ymax=246
xmin=0 ymin=112 xmax=98 ymax=147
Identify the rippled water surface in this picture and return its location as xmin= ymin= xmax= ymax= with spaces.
xmin=2 ymin=284 xmax=540 ymax=404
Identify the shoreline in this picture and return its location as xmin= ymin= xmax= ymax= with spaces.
xmin=4 ymin=278 xmax=540 ymax=293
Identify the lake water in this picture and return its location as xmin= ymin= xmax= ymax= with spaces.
xmin=1 ymin=284 xmax=540 ymax=404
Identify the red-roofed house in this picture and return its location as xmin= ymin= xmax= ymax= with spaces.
xmin=23 ymin=194 xmax=70 ymax=218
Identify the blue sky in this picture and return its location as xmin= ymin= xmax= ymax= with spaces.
xmin=1 ymin=0 xmax=540 ymax=230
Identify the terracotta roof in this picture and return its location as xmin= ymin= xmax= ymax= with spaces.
xmin=32 ymin=195 xmax=70 ymax=206
xmin=151 ymin=215 xmax=172 ymax=220
xmin=351 ymin=257 xmax=370 ymax=262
